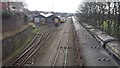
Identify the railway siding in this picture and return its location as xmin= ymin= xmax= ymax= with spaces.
xmin=10 ymin=25 xmax=55 ymax=66
xmin=23 ymin=18 xmax=79 ymax=67
xmin=2 ymin=26 xmax=35 ymax=65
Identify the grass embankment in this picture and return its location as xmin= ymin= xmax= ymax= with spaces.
xmin=3 ymin=23 xmax=40 ymax=65
xmin=2 ymin=24 xmax=29 ymax=40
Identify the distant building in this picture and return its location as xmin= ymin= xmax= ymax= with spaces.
xmin=9 ymin=2 xmax=24 ymax=12
xmin=46 ymin=14 xmax=60 ymax=24
xmin=0 ymin=2 xmax=9 ymax=10
xmin=1 ymin=2 xmax=24 ymax=12
xmin=33 ymin=14 xmax=46 ymax=27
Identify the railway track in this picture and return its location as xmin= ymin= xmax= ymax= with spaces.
xmin=72 ymin=21 xmax=85 ymax=67
xmin=52 ymin=22 xmax=70 ymax=68
xmin=52 ymin=23 xmax=65 ymax=68
xmin=63 ymin=32 xmax=69 ymax=68
xmin=75 ymin=36 xmax=85 ymax=67
xmin=52 ymin=27 xmax=65 ymax=67
xmin=10 ymin=25 xmax=55 ymax=66
xmin=52 ymin=19 xmax=84 ymax=68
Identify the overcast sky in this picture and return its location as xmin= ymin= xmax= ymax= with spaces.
xmin=24 ymin=0 xmax=83 ymax=13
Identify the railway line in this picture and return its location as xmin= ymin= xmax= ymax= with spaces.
xmin=2 ymin=16 xmax=83 ymax=67
xmin=9 ymin=25 xmax=55 ymax=66
xmin=2 ymin=17 xmax=119 ymax=67
xmin=52 ymin=22 xmax=68 ymax=67
xmin=52 ymin=18 xmax=81 ymax=67
xmin=74 ymin=29 xmax=85 ymax=67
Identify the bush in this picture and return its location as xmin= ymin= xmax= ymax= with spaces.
xmin=2 ymin=10 xmax=13 ymax=18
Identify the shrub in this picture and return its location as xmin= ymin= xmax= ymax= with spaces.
xmin=2 ymin=10 xmax=12 ymax=18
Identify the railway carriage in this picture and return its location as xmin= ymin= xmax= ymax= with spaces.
xmin=106 ymin=41 xmax=120 ymax=64
xmin=72 ymin=17 xmax=119 ymax=66
xmin=82 ymin=23 xmax=120 ymax=64
xmin=83 ymin=23 xmax=117 ymax=48
xmin=92 ymin=30 xmax=116 ymax=48
xmin=60 ymin=17 xmax=66 ymax=23
xmin=53 ymin=17 xmax=60 ymax=26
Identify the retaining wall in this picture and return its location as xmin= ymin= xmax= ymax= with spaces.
xmin=2 ymin=26 xmax=35 ymax=64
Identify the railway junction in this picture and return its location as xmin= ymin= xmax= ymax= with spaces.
xmin=2 ymin=17 xmax=120 ymax=68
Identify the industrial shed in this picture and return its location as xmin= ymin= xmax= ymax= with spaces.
xmin=33 ymin=14 xmax=46 ymax=27
xmin=46 ymin=14 xmax=60 ymax=25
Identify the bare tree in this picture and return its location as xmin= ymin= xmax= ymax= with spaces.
xmin=76 ymin=1 xmax=120 ymax=41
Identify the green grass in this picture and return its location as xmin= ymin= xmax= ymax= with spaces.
xmin=32 ymin=28 xmax=39 ymax=33
xmin=2 ymin=24 xmax=29 ymax=40
xmin=98 ymin=20 xmax=120 ymax=39
xmin=90 ymin=20 xmax=120 ymax=40
xmin=102 ymin=21 xmax=108 ymax=31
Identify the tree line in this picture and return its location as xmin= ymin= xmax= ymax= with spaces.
xmin=76 ymin=2 xmax=120 ymax=41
